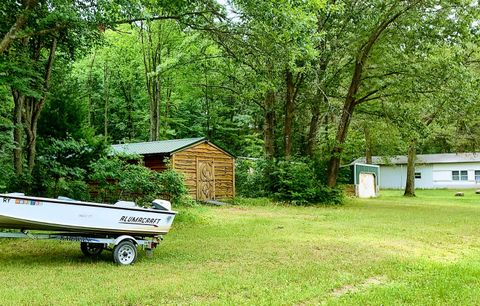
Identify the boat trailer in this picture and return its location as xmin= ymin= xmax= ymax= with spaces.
xmin=0 ymin=230 xmax=162 ymax=265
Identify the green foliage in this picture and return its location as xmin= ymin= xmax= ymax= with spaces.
xmin=0 ymin=87 xmax=13 ymax=192
xmin=26 ymin=137 xmax=108 ymax=199
xmin=270 ymin=160 xmax=318 ymax=203
xmin=235 ymin=159 xmax=269 ymax=198
xmin=7 ymin=173 xmax=33 ymax=195
xmin=38 ymin=62 xmax=91 ymax=140
xmin=1 ymin=0 xmax=480 ymax=202
xmin=268 ymin=158 xmax=343 ymax=205
xmin=236 ymin=158 xmax=343 ymax=205
xmin=89 ymin=155 xmax=187 ymax=206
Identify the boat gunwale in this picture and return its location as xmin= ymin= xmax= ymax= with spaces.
xmin=0 ymin=214 xmax=169 ymax=236
xmin=0 ymin=194 xmax=177 ymax=215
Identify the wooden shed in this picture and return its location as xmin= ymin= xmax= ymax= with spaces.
xmin=111 ymin=138 xmax=235 ymax=201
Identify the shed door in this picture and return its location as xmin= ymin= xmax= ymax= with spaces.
xmin=358 ymin=173 xmax=376 ymax=198
xmin=197 ymin=160 xmax=215 ymax=201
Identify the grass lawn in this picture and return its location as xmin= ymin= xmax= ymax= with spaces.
xmin=2 ymin=189 xmax=480 ymax=305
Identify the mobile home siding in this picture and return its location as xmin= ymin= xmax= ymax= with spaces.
xmin=379 ymin=163 xmax=480 ymax=189
xmin=378 ymin=165 xmax=434 ymax=189
xmin=431 ymin=163 xmax=480 ymax=188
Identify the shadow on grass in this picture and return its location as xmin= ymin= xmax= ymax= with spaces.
xmin=0 ymin=242 xmax=181 ymax=267
xmin=0 ymin=250 xmax=112 ymax=267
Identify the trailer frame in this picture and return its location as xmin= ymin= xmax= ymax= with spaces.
xmin=0 ymin=230 xmax=162 ymax=265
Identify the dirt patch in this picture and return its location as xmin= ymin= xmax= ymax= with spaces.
xmin=331 ymin=275 xmax=388 ymax=298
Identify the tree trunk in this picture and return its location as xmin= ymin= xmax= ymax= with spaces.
xmin=12 ymin=91 xmax=24 ymax=175
xmin=156 ymin=75 xmax=161 ymax=140
xmin=305 ymin=102 xmax=321 ymax=157
xmin=283 ymin=69 xmax=304 ymax=158
xmin=0 ymin=0 xmax=38 ymax=55
xmin=204 ymin=67 xmax=211 ymax=139
xmin=364 ymin=125 xmax=373 ymax=164
xmin=103 ymin=62 xmax=109 ymax=139
xmin=264 ymin=90 xmax=276 ymax=158
xmin=284 ymin=70 xmax=295 ymax=158
xmin=24 ymin=102 xmax=37 ymax=174
xmin=23 ymin=37 xmax=57 ymax=173
xmin=325 ymin=5 xmax=412 ymax=187
xmin=404 ymin=139 xmax=416 ymax=197
xmin=306 ymin=47 xmax=329 ymax=158
xmin=87 ymin=51 xmax=96 ymax=128
xmin=326 ymin=97 xmax=356 ymax=187
xmin=23 ymin=96 xmax=41 ymax=174
xmin=121 ymin=81 xmax=134 ymax=140
xmin=140 ymin=22 xmax=159 ymax=141
xmin=165 ymin=78 xmax=172 ymax=138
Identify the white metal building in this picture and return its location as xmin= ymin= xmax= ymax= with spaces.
xmin=352 ymin=153 xmax=480 ymax=189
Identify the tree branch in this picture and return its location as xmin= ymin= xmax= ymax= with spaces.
xmin=192 ymin=83 xmax=240 ymax=94
xmin=0 ymin=0 xmax=38 ymax=55
xmin=355 ymin=84 xmax=390 ymax=105
xmin=115 ymin=11 xmax=225 ymax=25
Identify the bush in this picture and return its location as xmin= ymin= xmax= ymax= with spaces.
xmin=269 ymin=159 xmax=319 ymax=204
xmin=7 ymin=137 xmax=106 ymax=200
xmin=235 ymin=158 xmax=269 ymax=198
xmin=89 ymin=155 xmax=187 ymax=207
xmin=236 ymin=157 xmax=344 ymax=205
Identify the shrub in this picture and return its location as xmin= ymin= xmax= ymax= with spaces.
xmin=236 ymin=157 xmax=344 ymax=205
xmin=89 ymin=155 xmax=187 ymax=207
xmin=269 ymin=159 xmax=319 ymax=204
xmin=9 ymin=137 xmax=106 ymax=200
xmin=235 ymin=158 xmax=269 ymax=198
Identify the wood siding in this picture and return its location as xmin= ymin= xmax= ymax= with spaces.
xmin=143 ymin=154 xmax=169 ymax=172
xmin=172 ymin=142 xmax=235 ymax=200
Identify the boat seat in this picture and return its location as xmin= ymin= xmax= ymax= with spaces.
xmin=7 ymin=193 xmax=25 ymax=196
xmin=114 ymin=201 xmax=136 ymax=208
xmin=152 ymin=199 xmax=171 ymax=211
xmin=58 ymin=196 xmax=75 ymax=201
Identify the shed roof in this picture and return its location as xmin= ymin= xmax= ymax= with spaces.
xmin=111 ymin=137 xmax=206 ymax=155
xmin=352 ymin=152 xmax=480 ymax=165
xmin=111 ymin=137 xmax=235 ymax=157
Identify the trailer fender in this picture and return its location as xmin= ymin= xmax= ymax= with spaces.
xmin=114 ymin=235 xmax=138 ymax=246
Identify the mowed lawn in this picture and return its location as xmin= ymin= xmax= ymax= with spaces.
xmin=2 ymin=190 xmax=480 ymax=305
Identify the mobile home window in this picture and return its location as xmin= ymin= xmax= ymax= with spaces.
xmin=414 ymin=172 xmax=421 ymax=179
xmin=476 ymin=170 xmax=480 ymax=183
xmin=453 ymin=170 xmax=468 ymax=181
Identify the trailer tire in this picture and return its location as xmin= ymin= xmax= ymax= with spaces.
xmin=80 ymin=242 xmax=104 ymax=257
xmin=113 ymin=240 xmax=137 ymax=265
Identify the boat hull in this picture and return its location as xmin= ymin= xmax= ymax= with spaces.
xmin=0 ymin=195 xmax=176 ymax=237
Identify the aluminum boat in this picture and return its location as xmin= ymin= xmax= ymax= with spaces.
xmin=0 ymin=193 xmax=176 ymax=236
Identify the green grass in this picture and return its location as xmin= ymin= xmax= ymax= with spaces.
xmin=2 ymin=189 xmax=480 ymax=305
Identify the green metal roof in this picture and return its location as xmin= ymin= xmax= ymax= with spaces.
xmin=352 ymin=163 xmax=379 ymax=185
xmin=111 ymin=137 xmax=206 ymax=155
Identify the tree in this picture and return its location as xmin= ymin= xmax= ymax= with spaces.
xmin=325 ymin=1 xmax=420 ymax=187
xmin=2 ymin=0 xmax=109 ymax=174
xmin=213 ymin=0 xmax=320 ymax=157
xmin=0 ymin=0 xmax=38 ymax=55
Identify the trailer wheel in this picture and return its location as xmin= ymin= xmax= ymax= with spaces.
xmin=113 ymin=240 xmax=137 ymax=265
xmin=80 ymin=242 xmax=104 ymax=257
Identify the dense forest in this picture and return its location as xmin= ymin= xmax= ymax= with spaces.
xmin=1 ymin=0 xmax=479 ymax=203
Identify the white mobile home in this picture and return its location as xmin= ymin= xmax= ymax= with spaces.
xmin=352 ymin=153 xmax=480 ymax=189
